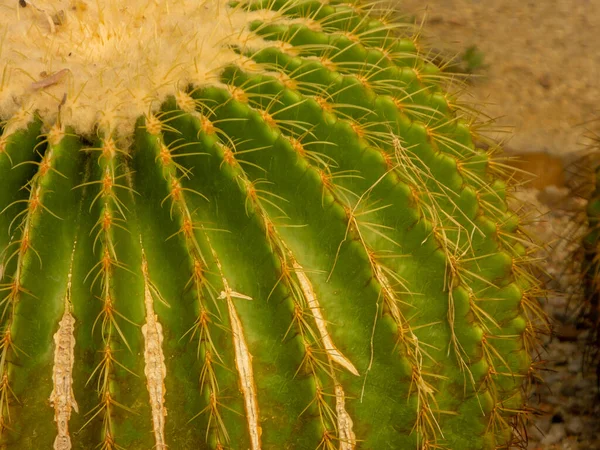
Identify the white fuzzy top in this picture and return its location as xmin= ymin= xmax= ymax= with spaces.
xmin=0 ymin=0 xmax=276 ymax=137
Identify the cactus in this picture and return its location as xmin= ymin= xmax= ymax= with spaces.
xmin=0 ymin=0 xmax=545 ymax=448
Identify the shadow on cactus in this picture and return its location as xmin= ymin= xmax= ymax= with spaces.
xmin=0 ymin=0 xmax=547 ymax=448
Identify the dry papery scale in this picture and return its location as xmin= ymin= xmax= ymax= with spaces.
xmin=0 ymin=0 xmax=547 ymax=448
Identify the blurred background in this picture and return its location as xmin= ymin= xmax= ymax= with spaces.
xmin=399 ymin=1 xmax=600 ymax=449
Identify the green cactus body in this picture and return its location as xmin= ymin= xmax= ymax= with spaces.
xmin=0 ymin=0 xmax=543 ymax=448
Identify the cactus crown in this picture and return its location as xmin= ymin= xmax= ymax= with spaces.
xmin=0 ymin=0 xmax=545 ymax=449
xmin=0 ymin=0 xmax=274 ymax=136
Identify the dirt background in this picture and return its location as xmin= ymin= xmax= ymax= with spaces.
xmin=401 ymin=0 xmax=600 ymax=159
xmin=398 ymin=1 xmax=600 ymax=449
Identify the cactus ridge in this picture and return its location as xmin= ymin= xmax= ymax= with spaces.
xmin=0 ymin=0 xmax=546 ymax=448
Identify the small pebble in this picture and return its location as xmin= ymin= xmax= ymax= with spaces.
xmin=541 ymin=423 xmax=567 ymax=446
xmin=566 ymin=416 xmax=584 ymax=435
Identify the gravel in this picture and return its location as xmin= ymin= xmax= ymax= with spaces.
xmin=513 ymin=187 xmax=600 ymax=450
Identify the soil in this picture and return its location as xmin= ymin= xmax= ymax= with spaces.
xmin=401 ymin=0 xmax=600 ymax=159
xmin=398 ymin=1 xmax=600 ymax=449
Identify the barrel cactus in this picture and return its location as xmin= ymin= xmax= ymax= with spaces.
xmin=0 ymin=0 xmax=544 ymax=448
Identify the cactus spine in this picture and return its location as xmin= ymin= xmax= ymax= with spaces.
xmin=0 ymin=0 xmax=545 ymax=448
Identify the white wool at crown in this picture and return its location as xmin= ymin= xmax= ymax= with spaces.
xmin=0 ymin=0 xmax=283 ymax=138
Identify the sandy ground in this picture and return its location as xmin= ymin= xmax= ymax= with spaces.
xmin=401 ymin=0 xmax=600 ymax=158
xmin=398 ymin=1 xmax=600 ymax=449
